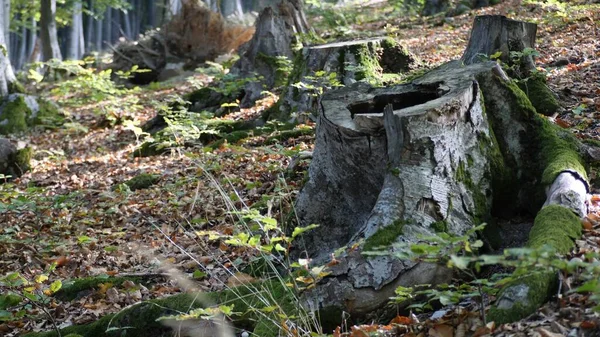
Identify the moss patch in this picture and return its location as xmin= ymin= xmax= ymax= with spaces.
xmin=34 ymin=98 xmax=64 ymax=128
xmin=133 ymin=141 xmax=169 ymax=158
xmin=488 ymin=205 xmax=581 ymax=323
xmin=10 ymin=146 xmax=32 ymax=175
xmin=0 ymin=95 xmax=29 ymax=134
xmin=55 ymin=275 xmax=144 ymax=301
xmin=25 ymin=281 xmax=297 ymax=337
xmin=430 ymin=220 xmax=448 ymax=233
xmin=348 ymin=43 xmax=384 ymax=84
xmin=363 ymin=220 xmax=406 ymax=252
xmin=536 ymin=116 xmax=587 ymax=186
xmin=124 ymin=173 xmax=161 ymax=191
xmin=0 ymin=95 xmax=64 ymax=134
xmin=487 ymin=271 xmax=556 ymax=324
xmin=528 ymin=205 xmax=582 ymax=253
xmin=517 ymin=75 xmax=560 ymax=116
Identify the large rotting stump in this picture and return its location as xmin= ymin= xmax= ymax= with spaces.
xmin=295 ymin=61 xmax=505 ymax=318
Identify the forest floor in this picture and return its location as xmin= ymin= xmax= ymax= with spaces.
xmin=1 ymin=0 xmax=600 ymax=336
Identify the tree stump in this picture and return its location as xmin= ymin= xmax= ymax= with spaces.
xmin=461 ymin=15 xmax=559 ymax=115
xmin=295 ymin=60 xmax=511 ymax=317
xmin=230 ymin=0 xmax=310 ymax=107
xmin=462 ymin=15 xmax=537 ymax=73
xmin=272 ymin=37 xmax=420 ymax=121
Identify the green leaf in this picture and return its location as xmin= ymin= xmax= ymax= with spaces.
xmin=448 ymin=255 xmax=470 ymax=270
xmin=49 ymin=280 xmax=62 ymax=293
xmin=193 ymin=270 xmax=207 ymax=280
xmin=292 ymin=224 xmax=319 ymax=239
xmin=490 ymin=51 xmax=503 ymax=59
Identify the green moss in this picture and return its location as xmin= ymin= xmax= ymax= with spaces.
xmin=0 ymin=95 xmax=29 ymax=134
xmin=34 ymin=98 xmax=64 ymax=128
xmin=528 ymin=205 xmax=582 ymax=253
xmin=348 ymin=43 xmax=383 ymax=83
xmin=517 ymin=75 xmax=560 ymax=116
xmin=488 ymin=205 xmax=581 ymax=323
xmin=26 ymin=281 xmax=298 ymax=337
xmin=55 ymin=276 xmax=145 ymax=301
xmin=11 ymin=147 xmax=32 ymax=174
xmin=363 ymin=220 xmax=406 ymax=252
xmin=133 ymin=141 xmax=169 ymax=158
xmin=487 ymin=271 xmax=556 ymax=324
xmin=536 ymin=116 xmax=587 ymax=185
xmin=8 ymin=81 xmax=25 ymax=94
xmin=124 ymin=173 xmax=160 ymax=191
xmin=430 ymin=220 xmax=448 ymax=233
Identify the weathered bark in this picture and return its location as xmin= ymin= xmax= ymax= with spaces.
xmin=295 ymin=60 xmax=508 ymax=316
xmin=462 ymin=15 xmax=537 ymax=75
xmin=40 ymin=0 xmax=63 ymax=61
xmin=295 ymin=17 xmax=589 ymax=317
xmin=229 ymin=0 xmax=310 ymax=107
xmin=272 ymin=37 xmax=420 ymax=121
xmin=462 ymin=15 xmax=560 ymax=119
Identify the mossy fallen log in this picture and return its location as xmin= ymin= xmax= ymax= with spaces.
xmin=24 ymin=281 xmax=297 ymax=337
xmin=487 ymin=205 xmax=583 ymax=324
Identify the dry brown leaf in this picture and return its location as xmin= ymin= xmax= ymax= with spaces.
xmin=226 ymin=272 xmax=256 ymax=287
xmin=429 ymin=324 xmax=454 ymax=337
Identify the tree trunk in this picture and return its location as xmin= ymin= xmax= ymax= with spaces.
xmin=104 ymin=7 xmax=113 ymax=45
xmin=94 ymin=16 xmax=103 ymax=51
xmin=67 ymin=1 xmax=84 ymax=60
xmin=295 ymin=60 xmax=505 ymax=318
xmin=40 ymin=0 xmax=63 ymax=61
xmin=0 ymin=0 xmax=17 ymax=96
xmin=462 ymin=16 xmax=559 ymax=120
xmin=3 ymin=0 xmax=9 ymax=47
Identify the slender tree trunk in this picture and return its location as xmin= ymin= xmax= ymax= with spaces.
xmin=17 ymin=25 xmax=26 ymax=69
xmin=103 ymin=7 xmax=112 ymax=45
xmin=40 ymin=0 xmax=63 ymax=61
xmin=169 ymin=0 xmax=182 ymax=17
xmin=67 ymin=1 xmax=83 ymax=59
xmin=131 ymin=0 xmax=140 ymax=38
xmin=26 ymin=18 xmax=39 ymax=63
xmin=3 ymin=0 xmax=9 ymax=47
xmin=112 ymin=9 xmax=121 ymax=42
xmin=147 ymin=0 xmax=156 ymax=28
xmin=94 ymin=16 xmax=103 ymax=51
xmin=0 ymin=0 xmax=17 ymax=96
xmin=122 ymin=9 xmax=132 ymax=39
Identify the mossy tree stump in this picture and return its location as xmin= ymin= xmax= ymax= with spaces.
xmin=272 ymin=37 xmax=420 ymax=121
xmin=229 ymin=0 xmax=310 ymax=108
xmin=295 ymin=15 xmax=589 ymax=324
xmin=295 ymin=61 xmax=510 ymax=318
